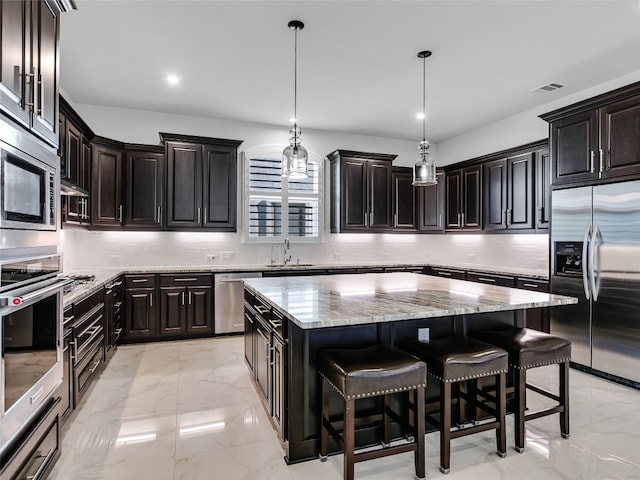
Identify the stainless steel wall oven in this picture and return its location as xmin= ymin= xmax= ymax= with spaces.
xmin=0 ymin=253 xmax=68 ymax=454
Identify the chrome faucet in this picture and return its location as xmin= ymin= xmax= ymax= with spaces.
xmin=283 ymin=238 xmax=291 ymax=265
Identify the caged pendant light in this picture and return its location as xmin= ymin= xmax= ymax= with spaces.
xmin=282 ymin=20 xmax=308 ymax=178
xmin=412 ymin=50 xmax=437 ymax=186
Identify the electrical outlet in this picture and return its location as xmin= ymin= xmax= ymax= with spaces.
xmin=418 ymin=328 xmax=430 ymax=343
xmin=205 ymin=254 xmax=216 ymax=261
xmin=221 ymin=251 xmax=235 ymax=262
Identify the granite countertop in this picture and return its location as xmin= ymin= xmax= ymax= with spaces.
xmin=243 ymin=272 xmax=576 ymax=330
xmin=62 ymin=262 xmax=549 ymax=307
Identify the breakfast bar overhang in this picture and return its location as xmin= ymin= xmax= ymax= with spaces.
xmin=242 ymin=272 xmax=577 ymax=463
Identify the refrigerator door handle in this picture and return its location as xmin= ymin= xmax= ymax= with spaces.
xmin=590 ymin=223 xmax=602 ymax=301
xmin=582 ymin=224 xmax=592 ymax=300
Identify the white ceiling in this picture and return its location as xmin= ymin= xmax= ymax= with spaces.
xmin=60 ymin=0 xmax=640 ymax=143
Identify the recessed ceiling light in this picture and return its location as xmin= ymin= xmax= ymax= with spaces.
xmin=166 ymin=74 xmax=180 ymax=85
xmin=416 ymin=112 xmax=425 ymax=120
xmin=288 ymin=116 xmax=297 ymax=123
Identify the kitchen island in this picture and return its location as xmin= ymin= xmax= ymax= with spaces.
xmin=242 ymin=272 xmax=577 ymax=463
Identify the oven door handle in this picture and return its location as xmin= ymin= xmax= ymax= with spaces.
xmin=0 ymin=277 xmax=71 ymax=307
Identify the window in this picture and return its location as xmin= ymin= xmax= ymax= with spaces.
xmin=243 ymin=149 xmax=322 ymax=242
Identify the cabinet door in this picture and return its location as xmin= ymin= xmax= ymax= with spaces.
xmin=445 ymin=170 xmax=462 ymax=230
xmin=202 ymin=144 xmax=237 ymax=230
xmin=91 ymin=144 xmax=123 ymax=226
xmin=186 ymin=286 xmax=213 ymax=334
xmin=124 ymin=288 xmax=156 ymax=340
xmin=272 ymin=335 xmax=286 ymax=441
xmin=391 ymin=168 xmax=416 ymax=231
xmin=551 ymin=110 xmax=599 ymax=185
xmin=30 ymin=0 xmax=59 ymax=146
xmin=159 ymin=287 xmax=186 ymax=336
xmin=600 ymin=94 xmax=640 ymax=180
xmin=65 ymin=121 xmax=82 ymax=186
xmin=482 ymin=159 xmax=507 ymax=231
xmin=0 ymin=0 xmax=30 ymax=126
xmin=81 ymin=137 xmax=91 ymax=191
xmin=125 ymin=150 xmax=164 ymax=229
xmin=462 ymin=165 xmax=482 ymax=229
xmin=342 ymin=158 xmax=367 ymax=231
xmin=535 ymin=148 xmax=551 ymax=230
xmin=417 ymin=171 xmax=444 ymax=232
xmin=368 ymin=160 xmax=392 ymax=230
xmin=254 ymin=321 xmax=271 ymax=409
xmin=506 ymin=153 xmax=534 ymax=230
xmin=166 ymin=142 xmax=202 ymax=228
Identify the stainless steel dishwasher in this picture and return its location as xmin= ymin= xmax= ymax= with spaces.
xmin=215 ymin=272 xmax=262 ymax=334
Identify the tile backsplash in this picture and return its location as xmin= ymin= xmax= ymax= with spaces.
xmin=61 ymin=229 xmax=549 ymax=276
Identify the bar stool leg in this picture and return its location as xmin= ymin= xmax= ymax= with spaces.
xmin=344 ymin=398 xmax=356 ymax=480
xmin=415 ymin=387 xmax=426 ymax=479
xmin=514 ymin=368 xmax=526 ymax=453
xmin=320 ymin=378 xmax=329 ymax=461
xmin=440 ymin=381 xmax=452 ymax=474
xmin=560 ymin=361 xmax=570 ymax=439
xmin=383 ymin=394 xmax=391 ymax=446
xmin=496 ymin=372 xmax=507 ymax=457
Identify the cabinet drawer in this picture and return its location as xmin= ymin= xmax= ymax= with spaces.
xmin=124 ymin=274 xmax=156 ymax=288
xmin=0 ymin=398 xmax=61 ymax=480
xmin=516 ymin=278 xmax=549 ymax=292
xmin=159 ymin=273 xmax=212 ymax=287
xmin=466 ymin=271 xmax=515 ymax=287
xmin=427 ymin=267 xmax=466 ymax=280
xmin=253 ymin=296 xmax=271 ymax=320
xmin=74 ymin=287 xmax=104 ymax=319
xmin=73 ymin=338 xmax=104 ymax=406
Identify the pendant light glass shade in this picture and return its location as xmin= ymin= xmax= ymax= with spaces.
xmin=413 ymin=50 xmax=437 ymax=186
xmin=282 ymin=20 xmax=308 ymax=178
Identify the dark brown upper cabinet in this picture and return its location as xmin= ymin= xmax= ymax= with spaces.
xmin=483 ymin=153 xmax=534 ymax=231
xmin=91 ymin=137 xmax=124 ymax=228
xmin=417 ymin=170 xmax=445 ymax=233
xmin=0 ymin=0 xmax=60 ymax=147
xmin=445 ymin=165 xmax=481 ymax=231
xmin=124 ymin=145 xmax=165 ymax=230
xmin=162 ymin=133 xmax=242 ymax=231
xmin=542 ymin=81 xmax=640 ymax=187
xmin=391 ymin=167 xmax=416 ymax=232
xmin=535 ymin=147 xmax=550 ymax=230
xmin=328 ymin=150 xmax=396 ymax=233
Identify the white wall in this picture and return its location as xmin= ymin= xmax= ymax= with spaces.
xmin=436 ymin=69 xmax=640 ymax=166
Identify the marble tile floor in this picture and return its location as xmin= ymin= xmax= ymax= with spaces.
xmin=49 ymin=336 xmax=640 ymax=480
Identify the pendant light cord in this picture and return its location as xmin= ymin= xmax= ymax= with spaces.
xmin=422 ymin=54 xmax=426 ymax=143
xmin=294 ymin=26 xmax=298 ymax=124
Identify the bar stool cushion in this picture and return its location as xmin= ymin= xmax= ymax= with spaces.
xmin=317 ymin=346 xmax=426 ymax=400
xmin=404 ymin=336 xmax=508 ymax=382
xmin=472 ymin=328 xmax=571 ymax=369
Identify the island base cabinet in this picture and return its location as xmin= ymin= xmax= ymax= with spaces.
xmin=254 ymin=319 xmax=271 ymax=412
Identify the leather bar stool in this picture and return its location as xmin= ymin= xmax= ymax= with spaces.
xmin=470 ymin=327 xmax=571 ymax=452
xmin=317 ymin=345 xmax=427 ymax=480
xmin=404 ymin=336 xmax=508 ymax=474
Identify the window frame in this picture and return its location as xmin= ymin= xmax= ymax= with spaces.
xmin=242 ymin=146 xmax=324 ymax=244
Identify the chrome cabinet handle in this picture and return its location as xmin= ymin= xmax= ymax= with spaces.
xmin=88 ymin=359 xmax=101 ymax=374
xmin=394 ymin=213 xmax=397 ymax=227
xmin=478 ymin=277 xmax=496 ymax=283
xmin=255 ymin=305 xmax=270 ymax=315
xmin=174 ymin=277 xmax=198 ymax=282
xmin=523 ymin=283 xmax=539 ymax=288
xmin=132 ymin=279 xmax=148 ymax=283
xmin=197 ymin=207 xmax=201 ymax=224
xmin=203 ymin=207 xmax=207 ymax=224
xmin=438 ymin=271 xmax=452 ymax=277
xmin=537 ymin=207 xmax=543 ymax=224
xmin=501 ymin=209 xmax=506 ymax=226
xmin=599 ymin=149 xmax=604 ymax=178
xmin=149 ymin=293 xmax=153 ymax=307
xmin=590 ymin=223 xmax=602 ymax=301
xmin=438 ymin=214 xmax=441 ymax=228
xmin=182 ymin=291 xmax=185 ymax=304
xmin=38 ymin=73 xmax=44 ymax=115
xmin=461 ymin=212 xmax=465 ymax=227
xmin=506 ymin=209 xmax=511 ymax=226
xmin=188 ymin=291 xmax=192 ymax=304
xmin=118 ymin=204 xmax=123 ymax=223
xmin=157 ymin=206 xmax=161 ymax=223
xmin=369 ymin=212 xmax=374 ymax=226
xmin=590 ymin=150 xmax=595 ymax=173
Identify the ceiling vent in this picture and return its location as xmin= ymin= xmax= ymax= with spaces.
xmin=531 ymin=82 xmax=566 ymax=93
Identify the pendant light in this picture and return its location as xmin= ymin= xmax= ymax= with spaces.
xmin=413 ymin=50 xmax=437 ymax=186
xmin=282 ymin=20 xmax=308 ymax=178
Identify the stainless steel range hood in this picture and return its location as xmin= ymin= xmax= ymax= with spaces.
xmin=60 ymin=180 xmax=88 ymax=197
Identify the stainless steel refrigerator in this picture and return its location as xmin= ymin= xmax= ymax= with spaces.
xmin=551 ymin=180 xmax=640 ymax=384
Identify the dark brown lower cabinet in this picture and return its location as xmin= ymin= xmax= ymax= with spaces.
xmin=516 ymin=278 xmax=550 ymax=332
xmin=158 ymin=274 xmax=213 ymax=338
xmin=124 ymin=287 xmax=156 ymax=341
xmin=254 ymin=316 xmax=271 ymax=411
xmin=244 ymin=305 xmax=256 ymax=371
xmin=159 ymin=287 xmax=186 ymax=336
xmin=187 ymin=286 xmax=213 ymax=334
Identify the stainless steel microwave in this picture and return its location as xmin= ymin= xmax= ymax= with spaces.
xmin=1 ymin=140 xmax=58 ymax=231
